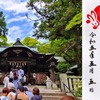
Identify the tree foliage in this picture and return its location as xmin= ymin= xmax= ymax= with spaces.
xmin=0 ymin=11 xmax=8 ymax=47
xmin=0 ymin=35 xmax=7 ymax=47
xmin=36 ymin=42 xmax=52 ymax=53
xmin=56 ymin=62 xmax=70 ymax=73
xmin=66 ymin=12 xmax=82 ymax=30
xmin=27 ymin=0 xmax=81 ymax=39
xmin=22 ymin=36 xmax=40 ymax=47
xmin=27 ymin=0 xmax=82 ymax=75
xmin=50 ymin=37 xmax=81 ymax=74
xmin=0 ymin=12 xmax=8 ymax=36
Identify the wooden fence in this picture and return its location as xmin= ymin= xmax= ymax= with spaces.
xmin=66 ymin=76 xmax=82 ymax=92
xmin=60 ymin=74 xmax=82 ymax=94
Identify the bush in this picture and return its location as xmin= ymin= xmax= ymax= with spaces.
xmin=74 ymin=87 xmax=82 ymax=97
xmin=56 ymin=62 xmax=70 ymax=72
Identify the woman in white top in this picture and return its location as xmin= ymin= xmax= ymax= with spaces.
xmin=7 ymin=78 xmax=15 ymax=89
xmin=3 ymin=73 xmax=9 ymax=88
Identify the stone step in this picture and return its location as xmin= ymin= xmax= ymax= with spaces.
xmin=40 ymin=91 xmax=65 ymax=100
xmin=41 ymin=92 xmax=65 ymax=100
xmin=28 ymin=85 xmax=65 ymax=100
xmin=42 ymin=95 xmax=63 ymax=100
xmin=41 ymin=92 xmax=65 ymax=96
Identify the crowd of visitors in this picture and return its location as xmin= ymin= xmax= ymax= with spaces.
xmin=0 ymin=67 xmax=78 ymax=100
xmin=0 ymin=85 xmax=42 ymax=100
xmin=0 ymin=67 xmax=42 ymax=100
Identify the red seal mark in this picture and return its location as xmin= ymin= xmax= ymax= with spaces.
xmin=86 ymin=5 xmax=100 ymax=29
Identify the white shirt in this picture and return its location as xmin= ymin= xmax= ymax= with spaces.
xmin=18 ymin=69 xmax=24 ymax=79
xmin=3 ymin=76 xmax=9 ymax=88
xmin=7 ymin=82 xmax=15 ymax=89
xmin=9 ymin=71 xmax=14 ymax=78
xmin=7 ymin=92 xmax=16 ymax=100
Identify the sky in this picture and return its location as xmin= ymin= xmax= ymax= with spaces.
xmin=0 ymin=0 xmax=48 ymax=43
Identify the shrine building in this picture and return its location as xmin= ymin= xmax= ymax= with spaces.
xmin=0 ymin=38 xmax=57 ymax=85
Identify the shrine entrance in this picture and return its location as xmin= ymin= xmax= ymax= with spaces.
xmin=0 ymin=38 xmax=57 ymax=85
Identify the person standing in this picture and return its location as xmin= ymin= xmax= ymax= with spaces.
xmin=3 ymin=73 xmax=9 ymax=88
xmin=0 ymin=87 xmax=10 ymax=100
xmin=7 ymin=87 xmax=16 ymax=100
xmin=31 ymin=87 xmax=42 ymax=100
xmin=24 ymin=86 xmax=33 ymax=100
xmin=9 ymin=68 xmax=14 ymax=79
xmin=18 ymin=67 xmax=24 ymax=80
xmin=13 ymin=72 xmax=19 ymax=94
xmin=17 ymin=86 xmax=28 ymax=100
xmin=7 ymin=78 xmax=15 ymax=89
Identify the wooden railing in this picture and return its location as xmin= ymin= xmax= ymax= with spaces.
xmin=61 ymin=75 xmax=82 ymax=94
xmin=63 ymin=82 xmax=75 ymax=96
xmin=67 ymin=76 xmax=82 ymax=91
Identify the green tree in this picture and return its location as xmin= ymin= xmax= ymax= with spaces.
xmin=0 ymin=12 xmax=8 ymax=36
xmin=22 ymin=36 xmax=40 ymax=47
xmin=50 ymin=38 xmax=81 ymax=74
xmin=0 ymin=11 xmax=8 ymax=47
xmin=56 ymin=62 xmax=70 ymax=73
xmin=66 ymin=12 xmax=82 ymax=30
xmin=27 ymin=0 xmax=82 ymax=75
xmin=0 ymin=35 xmax=7 ymax=46
xmin=36 ymin=42 xmax=52 ymax=53
xmin=7 ymin=42 xmax=13 ymax=46
xmin=27 ymin=0 xmax=81 ymax=39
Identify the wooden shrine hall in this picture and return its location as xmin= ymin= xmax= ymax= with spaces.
xmin=0 ymin=38 xmax=57 ymax=85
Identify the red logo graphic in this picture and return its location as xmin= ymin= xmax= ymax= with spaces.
xmin=86 ymin=5 xmax=100 ymax=29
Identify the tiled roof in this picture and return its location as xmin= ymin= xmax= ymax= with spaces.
xmin=0 ymin=47 xmax=7 ymax=52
